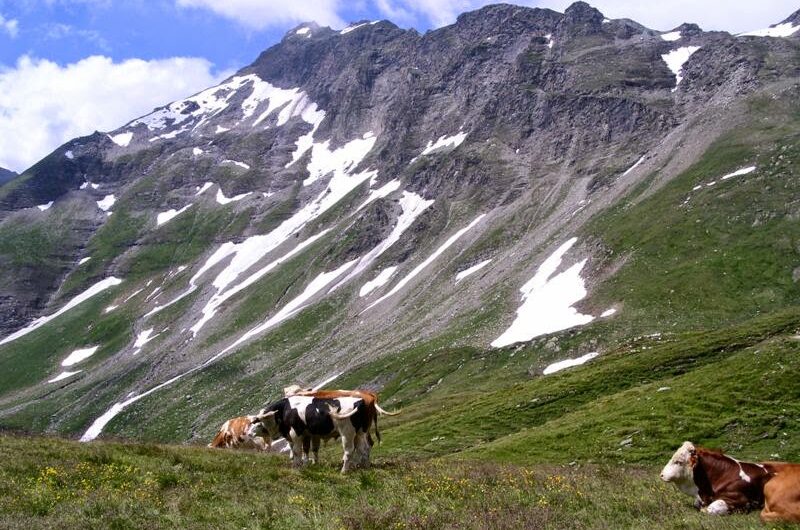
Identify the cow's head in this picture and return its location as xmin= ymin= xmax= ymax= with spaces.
xmin=252 ymin=409 xmax=280 ymax=440
xmin=661 ymin=441 xmax=699 ymax=497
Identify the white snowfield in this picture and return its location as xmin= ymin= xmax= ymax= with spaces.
xmin=622 ymin=156 xmax=645 ymax=177
xmin=222 ymin=159 xmax=250 ymax=170
xmin=418 ymin=132 xmax=468 ymax=157
xmin=49 ymin=371 xmax=82 ymax=384
xmin=296 ymin=27 xmax=311 ymax=35
xmin=455 ymin=259 xmax=492 ymax=283
xmin=215 ymin=188 xmax=252 ymax=205
xmin=359 ymin=266 xmax=398 ymax=297
xmin=156 ymin=204 xmax=192 ymax=226
xmin=739 ymin=22 xmax=799 ymax=38
xmin=36 ymin=201 xmax=54 ymax=211
xmin=661 ymin=46 xmax=701 ymax=90
xmin=285 ymin=99 xmax=326 ymax=167
xmin=491 ymin=238 xmax=594 ymax=348
xmin=133 ymin=328 xmax=158 ymax=355
xmin=365 ymin=213 xmax=486 ymax=311
xmin=303 ymin=132 xmax=377 ymax=187
xmin=157 ymin=130 xmax=377 ymax=334
xmin=660 ymin=31 xmax=681 ymax=42
xmin=108 ymin=132 xmax=133 ymax=147
xmin=195 ymin=182 xmax=213 ymax=195
xmin=330 ymin=191 xmax=434 ymax=293
xmin=96 ymin=194 xmax=116 ymax=212
xmin=0 ymin=277 xmax=122 ymax=346
xmin=356 ymin=178 xmax=402 ymax=212
xmin=543 ymin=352 xmax=599 ymax=375
xmin=62 ymin=346 xmax=99 ymax=367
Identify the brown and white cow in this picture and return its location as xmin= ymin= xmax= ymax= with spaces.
xmin=660 ymin=441 xmax=773 ymax=515
xmin=253 ymin=389 xmax=399 ymax=473
xmin=208 ymin=415 xmax=270 ymax=451
xmin=761 ymin=462 xmax=800 ymax=523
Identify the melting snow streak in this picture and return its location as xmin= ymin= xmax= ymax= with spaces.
xmin=491 ymin=238 xmax=593 ymax=348
xmin=543 ymin=352 xmax=599 ymax=375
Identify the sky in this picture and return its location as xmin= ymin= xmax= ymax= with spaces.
xmin=0 ymin=0 xmax=796 ymax=172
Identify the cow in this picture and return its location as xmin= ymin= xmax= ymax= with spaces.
xmin=253 ymin=390 xmax=399 ymax=473
xmin=208 ymin=415 xmax=270 ymax=451
xmin=760 ymin=462 xmax=800 ymax=523
xmin=660 ymin=441 xmax=773 ymax=515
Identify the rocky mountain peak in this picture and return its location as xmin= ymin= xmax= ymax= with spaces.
xmin=781 ymin=8 xmax=800 ymax=26
xmin=0 ymin=167 xmax=16 ymax=186
xmin=563 ymin=1 xmax=604 ymax=24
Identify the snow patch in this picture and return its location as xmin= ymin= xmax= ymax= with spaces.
xmin=49 ymin=371 xmax=82 ymax=383
xmin=133 ymin=328 xmax=159 ymax=354
xmin=739 ymin=23 xmax=800 ymax=38
xmin=622 ymin=156 xmax=646 ymax=176
xmin=96 ymin=194 xmax=116 ymax=212
xmin=285 ymin=100 xmax=326 ymax=167
xmin=365 ymin=214 xmax=485 ymax=311
xmin=195 ymin=182 xmax=213 ymax=195
xmin=62 ymin=346 xmax=99 ymax=367
xmin=660 ymin=31 xmax=681 ymax=41
xmin=296 ymin=27 xmax=311 ymax=35
xmin=359 ymin=266 xmax=398 ymax=297
xmin=216 ymin=188 xmax=252 ymax=205
xmin=341 ymin=22 xmax=369 ymax=34
xmin=661 ymin=46 xmax=701 ymax=90
xmin=222 ymin=159 xmax=250 ymax=170
xmin=330 ymin=191 xmax=435 ymax=293
xmin=303 ymin=132 xmax=377 ymax=187
xmin=491 ymin=238 xmax=594 ymax=348
xmin=601 ymin=308 xmax=617 ymax=318
xmin=545 ymin=33 xmax=554 ymax=48
xmin=108 ymin=132 xmax=133 ymax=147
xmin=543 ymin=352 xmax=599 ymax=375
xmin=36 ymin=201 xmax=54 ymax=211
xmin=215 ymin=125 xmax=229 ymax=134
xmin=78 ymin=257 xmax=91 ymax=265
xmin=105 ymin=305 xmax=118 ymax=313
xmin=418 ymin=132 xmax=468 ymax=158
xmin=356 ymin=179 xmax=402 ymax=212
xmin=0 ymin=277 xmax=123 ymax=346
xmin=455 ymin=259 xmax=492 ymax=283
xmin=192 ymin=147 xmax=203 ymax=156
xmin=65 ymin=150 xmax=74 ymax=159
xmin=721 ymin=166 xmax=757 ymax=180
xmin=157 ymin=204 xmax=192 ymax=226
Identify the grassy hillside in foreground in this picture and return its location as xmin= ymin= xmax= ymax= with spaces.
xmin=1 ymin=434 xmax=794 ymax=530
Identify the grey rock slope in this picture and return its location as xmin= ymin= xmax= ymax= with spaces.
xmin=0 ymin=167 xmax=15 ymax=186
xmin=0 ymin=2 xmax=798 ymax=440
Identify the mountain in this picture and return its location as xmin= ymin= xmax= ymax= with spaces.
xmin=0 ymin=167 xmax=15 ymax=186
xmin=0 ymin=1 xmax=798 ymax=458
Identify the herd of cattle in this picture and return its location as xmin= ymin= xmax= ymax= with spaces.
xmin=208 ymin=387 xmax=800 ymax=523
xmin=208 ymin=386 xmax=398 ymax=473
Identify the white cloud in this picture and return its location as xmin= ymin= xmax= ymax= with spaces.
xmin=0 ymin=13 xmax=19 ymax=37
xmin=176 ymin=0 xmax=346 ymax=29
xmin=0 ymin=55 xmax=228 ymax=172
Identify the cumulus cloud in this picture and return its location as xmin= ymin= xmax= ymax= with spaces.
xmin=0 ymin=55 xmax=228 ymax=172
xmin=175 ymin=0 xmax=346 ymax=29
xmin=0 ymin=13 xmax=19 ymax=37
xmin=375 ymin=0 xmax=503 ymax=27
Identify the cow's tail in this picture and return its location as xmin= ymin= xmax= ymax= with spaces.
xmin=328 ymin=404 xmax=359 ymax=420
xmin=373 ymin=412 xmax=381 ymax=444
xmin=375 ymin=403 xmax=401 ymax=416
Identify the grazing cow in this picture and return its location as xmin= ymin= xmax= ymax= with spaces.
xmin=661 ymin=441 xmax=773 ymax=514
xmin=208 ymin=415 xmax=270 ymax=451
xmin=761 ymin=462 xmax=800 ymax=523
xmin=254 ymin=390 xmax=399 ymax=473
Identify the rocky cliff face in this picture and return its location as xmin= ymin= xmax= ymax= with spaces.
xmin=0 ymin=2 xmax=798 ymax=442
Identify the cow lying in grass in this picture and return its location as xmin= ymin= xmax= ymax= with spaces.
xmin=208 ymin=415 xmax=270 ymax=451
xmin=253 ymin=389 xmax=399 ymax=473
xmin=661 ymin=441 xmax=800 ymax=522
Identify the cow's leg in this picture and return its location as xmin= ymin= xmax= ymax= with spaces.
xmin=340 ymin=434 xmax=356 ymax=474
xmin=703 ymin=500 xmax=730 ymax=515
xmin=310 ymin=436 xmax=321 ymax=465
xmin=302 ymin=435 xmax=311 ymax=465
xmin=288 ymin=429 xmax=303 ymax=467
xmin=355 ymin=432 xmax=371 ymax=469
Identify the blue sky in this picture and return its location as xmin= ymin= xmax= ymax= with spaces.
xmin=0 ymin=0 xmax=797 ymax=172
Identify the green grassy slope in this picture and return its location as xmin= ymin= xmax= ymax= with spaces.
xmin=1 ymin=434 xmax=791 ymax=530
